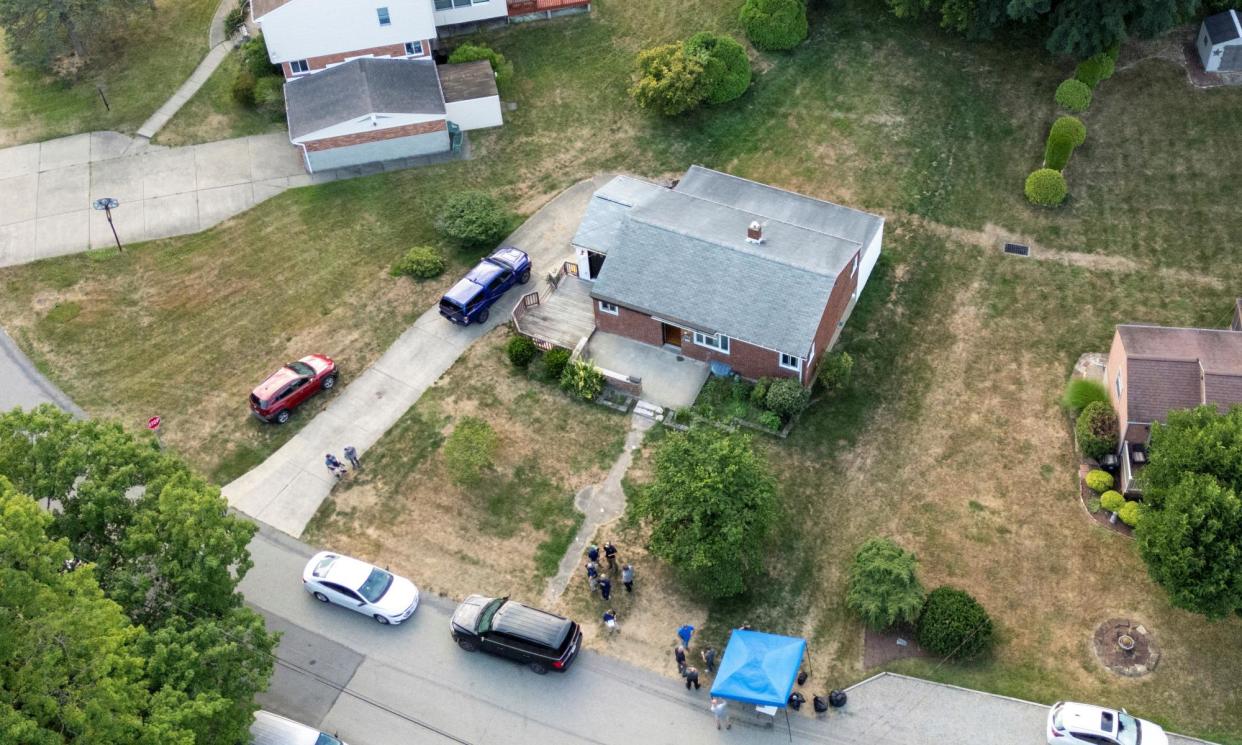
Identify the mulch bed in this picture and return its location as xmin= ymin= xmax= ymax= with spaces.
xmin=1078 ymin=464 xmax=1134 ymax=538
xmin=863 ymin=624 xmax=929 ymax=669
xmin=1092 ymin=618 xmax=1160 ymax=677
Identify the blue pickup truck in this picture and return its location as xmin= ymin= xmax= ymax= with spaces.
xmin=439 ymin=247 xmax=532 ymax=326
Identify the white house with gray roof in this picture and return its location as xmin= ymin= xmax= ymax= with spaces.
xmin=570 ymin=166 xmax=883 ymax=385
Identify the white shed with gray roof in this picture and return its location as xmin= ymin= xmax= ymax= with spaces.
xmin=1198 ymin=9 xmax=1242 ymax=71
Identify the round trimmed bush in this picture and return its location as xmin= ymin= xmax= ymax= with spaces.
xmin=765 ymin=378 xmax=810 ymax=419
xmin=542 ymin=347 xmax=571 ymax=383
xmin=739 ymin=0 xmax=808 ymax=51
xmin=1050 ymin=115 xmax=1087 ymax=148
xmin=1118 ymin=500 xmax=1142 ymax=527
xmin=630 ymin=43 xmax=710 ymax=116
xmin=1085 ymin=469 xmax=1114 ymax=493
xmin=1043 ymin=127 xmax=1076 ymax=171
xmin=1024 ymin=168 xmax=1068 ymax=207
xmin=685 ymin=32 xmax=752 ymax=104
xmin=390 ymin=245 xmax=446 ymax=279
xmin=1074 ymin=53 xmax=1115 ymax=88
xmin=1100 ymin=490 xmax=1125 ymax=512
xmin=435 ymin=191 xmax=512 ymax=251
xmin=916 ymin=586 xmax=994 ymax=661
xmin=1076 ymin=401 xmax=1118 ymax=460
xmin=506 ymin=336 xmax=537 ymax=368
xmin=1054 ymin=79 xmax=1092 ymax=112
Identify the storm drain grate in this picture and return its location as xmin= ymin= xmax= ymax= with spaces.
xmin=1003 ymin=243 xmax=1030 ymax=257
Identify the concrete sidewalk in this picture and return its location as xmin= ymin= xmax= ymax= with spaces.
xmin=224 ymin=174 xmax=615 ymax=536
xmin=0 ymin=328 xmax=85 ymax=417
xmin=137 ymin=43 xmax=234 ymax=139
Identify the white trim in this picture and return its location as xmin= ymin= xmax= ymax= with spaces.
xmin=779 ymin=353 xmax=801 ymax=372
xmin=598 ymin=300 xmax=619 ymax=316
xmin=693 ymin=331 xmax=730 ymax=354
xmin=289 ymin=59 xmax=309 ymax=73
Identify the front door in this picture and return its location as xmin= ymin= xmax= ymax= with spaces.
xmin=662 ymin=323 xmax=682 ymax=347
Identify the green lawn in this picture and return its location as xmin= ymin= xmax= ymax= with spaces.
xmin=155 ymin=48 xmax=287 ymax=146
xmin=0 ymin=0 xmax=220 ymax=146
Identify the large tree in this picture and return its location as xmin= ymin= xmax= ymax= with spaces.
xmin=0 ymin=406 xmax=277 ymax=744
xmin=845 ymin=538 xmax=925 ymax=630
xmin=631 ymin=426 xmax=777 ymax=599
xmin=1136 ymin=406 xmax=1242 ymax=618
xmin=0 ymin=0 xmax=148 ymax=71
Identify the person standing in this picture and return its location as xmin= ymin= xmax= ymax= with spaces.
xmin=599 ymin=576 xmax=612 ymax=601
xmin=603 ymin=541 xmax=618 ymax=571
xmin=343 ymin=445 xmax=361 ymax=470
xmin=701 ymin=646 xmax=717 ymax=673
xmin=324 ymin=454 xmax=345 ymax=479
xmin=683 ymin=666 xmax=701 ymax=690
xmin=621 ymin=563 xmax=635 ymax=593
xmin=602 ymin=609 xmax=620 ymax=635
xmin=586 ymin=544 xmax=600 ymax=563
xmin=710 ymin=698 xmax=732 ymax=730
xmin=586 ymin=561 xmax=599 ymax=593
xmin=674 ymin=645 xmax=687 ymax=674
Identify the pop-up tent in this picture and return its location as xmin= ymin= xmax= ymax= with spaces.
xmin=710 ymin=629 xmax=807 ymax=738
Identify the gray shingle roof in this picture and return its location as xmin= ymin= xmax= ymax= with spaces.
xmin=570 ymin=176 xmax=665 ymax=255
xmin=285 ymin=58 xmax=445 ymax=140
xmin=1119 ymin=324 xmax=1242 ymax=424
xmin=1204 ymin=10 xmax=1242 ymax=44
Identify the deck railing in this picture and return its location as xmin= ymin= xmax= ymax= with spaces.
xmin=511 ymin=261 xmax=577 ymax=348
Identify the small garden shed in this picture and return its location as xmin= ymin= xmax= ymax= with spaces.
xmin=1197 ymin=9 xmax=1242 ymax=72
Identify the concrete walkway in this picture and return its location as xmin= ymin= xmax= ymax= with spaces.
xmin=0 ymin=328 xmax=85 ymax=417
xmin=224 ymin=174 xmax=615 ymax=536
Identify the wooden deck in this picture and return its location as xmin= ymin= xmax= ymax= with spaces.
xmin=513 ymin=275 xmax=596 ymax=350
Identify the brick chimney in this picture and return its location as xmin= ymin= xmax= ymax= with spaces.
xmin=746 ymin=221 xmax=763 ymax=243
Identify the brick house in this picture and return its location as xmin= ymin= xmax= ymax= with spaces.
xmin=570 ymin=167 xmax=884 ymax=385
xmin=1104 ymin=321 xmax=1242 ymax=491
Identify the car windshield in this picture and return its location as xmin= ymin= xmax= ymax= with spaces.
xmin=315 ymin=734 xmax=342 ymax=745
xmin=357 ymin=568 xmax=393 ymax=603
xmin=286 ymin=360 xmax=315 ymax=376
xmin=1116 ymin=712 xmax=1140 ymax=745
xmin=477 ymin=597 xmax=506 ymax=634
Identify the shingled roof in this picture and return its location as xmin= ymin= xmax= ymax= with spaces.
xmin=284 ymin=58 xmax=445 ymax=140
xmin=1118 ymin=324 xmax=1242 ymax=424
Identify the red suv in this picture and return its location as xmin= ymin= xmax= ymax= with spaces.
xmin=249 ymin=355 xmax=337 ymax=424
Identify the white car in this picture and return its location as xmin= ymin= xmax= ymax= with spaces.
xmin=1048 ymin=701 xmax=1168 ymax=745
xmin=302 ymin=551 xmax=419 ymax=625
xmin=250 ymin=709 xmax=346 ymax=745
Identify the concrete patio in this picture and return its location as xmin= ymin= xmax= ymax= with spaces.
xmin=584 ymin=331 xmax=709 ymax=409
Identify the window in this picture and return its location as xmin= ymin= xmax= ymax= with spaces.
xmin=289 ymin=59 xmax=309 ymax=73
xmin=1115 ymin=373 xmax=1122 ymax=398
xmin=376 ymin=6 xmax=391 ymax=25
xmin=434 ymin=0 xmax=452 ymax=7
xmin=453 ymin=0 xmax=471 ymax=7
xmin=693 ymin=331 xmax=730 ymax=354
xmin=404 ymin=40 xmax=423 ymax=55
xmin=779 ymin=353 xmax=801 ymax=371
xmin=598 ymin=301 xmax=619 ymax=316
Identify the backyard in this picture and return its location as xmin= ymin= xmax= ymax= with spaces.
xmin=0 ymin=0 xmax=1240 ymax=738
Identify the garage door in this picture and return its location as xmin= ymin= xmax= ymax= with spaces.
xmin=1222 ymin=44 xmax=1242 ymax=71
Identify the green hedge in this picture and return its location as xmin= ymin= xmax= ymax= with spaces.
xmin=765 ymin=378 xmax=810 ymax=419
xmin=543 ymin=348 xmax=571 ymax=382
xmin=1074 ymin=53 xmax=1115 ymax=89
xmin=1076 ymin=401 xmax=1118 ymax=460
xmin=1050 ymin=115 xmax=1087 ymax=147
xmin=739 ymin=0 xmax=808 ymax=51
xmin=916 ymin=586 xmax=994 ymax=661
xmin=1100 ymin=490 xmax=1125 ymax=512
xmin=435 ymin=191 xmax=513 ymax=251
xmin=1054 ymin=79 xmax=1092 ymax=112
xmin=685 ymin=32 xmax=752 ymax=105
xmin=1085 ymin=469 xmax=1114 ymax=493
xmin=1118 ymin=500 xmax=1142 ymax=527
xmin=1044 ymin=127 xmax=1076 ymax=171
xmin=506 ymin=336 xmax=537 ymax=368
xmin=390 ymin=246 xmax=446 ymax=279
xmin=1024 ymin=168 xmax=1068 ymax=207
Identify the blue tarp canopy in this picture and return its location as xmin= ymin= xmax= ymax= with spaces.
xmin=709 ymin=630 xmax=807 ymax=707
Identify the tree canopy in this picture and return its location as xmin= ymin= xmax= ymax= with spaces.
xmin=0 ymin=406 xmax=277 ymax=744
xmin=846 ymin=538 xmax=925 ymax=630
xmin=1136 ymin=406 xmax=1242 ymax=618
xmin=631 ymin=426 xmax=777 ymax=599
xmin=0 ymin=0 xmax=149 ymax=71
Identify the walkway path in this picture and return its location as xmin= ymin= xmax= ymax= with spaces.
xmin=224 ymin=174 xmax=614 ymax=536
xmin=0 ymin=328 xmax=85 ymax=417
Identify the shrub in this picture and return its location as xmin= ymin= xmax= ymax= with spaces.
xmin=846 ymin=538 xmax=925 ymax=630
xmin=1118 ymin=500 xmax=1142 ymax=527
xmin=1043 ymin=127 xmax=1076 ymax=171
xmin=224 ymin=4 xmax=246 ymax=38
xmin=241 ymin=36 xmax=278 ymax=79
xmin=543 ymin=348 xmax=571 ymax=383
xmin=1074 ymin=53 xmax=1115 ymax=88
xmin=684 ymin=32 xmax=751 ymax=105
xmin=739 ymin=0 xmax=808 ymax=51
xmin=1024 ymin=168 xmax=1068 ymax=207
xmin=389 ymin=245 xmax=446 ymax=279
xmin=1100 ymin=490 xmax=1125 ymax=512
xmin=447 ymin=43 xmax=514 ymax=95
xmin=750 ymin=378 xmax=773 ymax=407
xmin=435 ymin=191 xmax=512 ymax=251
xmin=231 ymin=69 xmax=257 ymax=106
xmin=817 ymin=351 xmax=854 ymax=391
xmin=506 ymin=336 xmax=537 ymax=368
xmin=1061 ymin=378 xmax=1106 ymax=416
xmin=254 ymin=76 xmax=285 ymax=118
xmin=916 ymin=586 xmax=994 ymax=661
xmin=765 ymin=378 xmax=810 ymax=419
xmin=1076 ymin=401 xmax=1119 ymax=460
xmin=560 ymin=360 xmax=605 ymax=401
xmin=630 ymin=43 xmax=710 ymax=116
xmin=758 ymin=411 xmax=782 ymax=431
xmin=1085 ymin=469 xmax=1114 ymax=493
xmin=1050 ymin=115 xmax=1087 ymax=147
xmin=1054 ymin=79 xmax=1092 ymax=112
xmin=443 ymin=417 xmax=498 ymax=486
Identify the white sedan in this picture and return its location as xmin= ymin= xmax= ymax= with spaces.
xmin=302 ymin=551 xmax=419 ymax=625
xmin=1048 ymin=701 xmax=1168 ymax=745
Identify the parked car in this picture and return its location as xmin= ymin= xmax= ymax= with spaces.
xmin=1048 ymin=701 xmax=1168 ymax=745
xmin=251 ymin=709 xmax=346 ymax=745
xmin=439 ymin=246 xmax=531 ymax=326
xmin=450 ymin=594 xmax=582 ymax=674
xmin=302 ymin=551 xmax=419 ymax=625
xmin=250 ymin=354 xmax=337 ymax=424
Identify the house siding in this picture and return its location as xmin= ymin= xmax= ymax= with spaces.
xmin=806 ymin=250 xmax=860 ymax=382
xmin=257 ymin=0 xmax=436 ymax=66
xmin=302 ymin=119 xmax=447 ymax=151
xmin=1105 ymin=330 xmax=1130 ymax=445
xmin=593 ymin=303 xmax=662 ymax=347
xmin=303 ymin=124 xmax=449 ymax=171
xmin=283 ymin=41 xmax=431 ymax=77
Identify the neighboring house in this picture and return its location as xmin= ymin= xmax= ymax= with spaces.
xmin=570 ymin=166 xmax=884 ymax=385
xmin=1197 ymin=9 xmax=1242 ymax=72
xmin=1105 ymin=321 xmax=1242 ymax=492
xmin=284 ymin=58 xmax=499 ymax=172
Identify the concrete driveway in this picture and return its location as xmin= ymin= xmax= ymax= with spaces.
xmin=224 ymin=174 xmax=617 ymax=537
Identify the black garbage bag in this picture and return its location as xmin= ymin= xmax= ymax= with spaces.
xmin=813 ymin=695 xmax=829 ymax=713
xmin=797 ymin=670 xmax=808 ymax=685
xmin=828 ymin=689 xmax=847 ymax=708
xmin=788 ymin=692 xmax=806 ymax=710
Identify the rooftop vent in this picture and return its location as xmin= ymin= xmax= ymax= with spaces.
xmin=1002 ymin=243 xmax=1030 ymax=257
xmin=746 ymin=221 xmax=764 ymax=244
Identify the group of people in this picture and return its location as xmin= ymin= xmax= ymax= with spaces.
xmin=584 ymin=541 xmax=632 ymax=635
xmin=324 ymin=446 xmax=361 ymax=479
xmin=673 ymin=642 xmax=716 ymax=690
